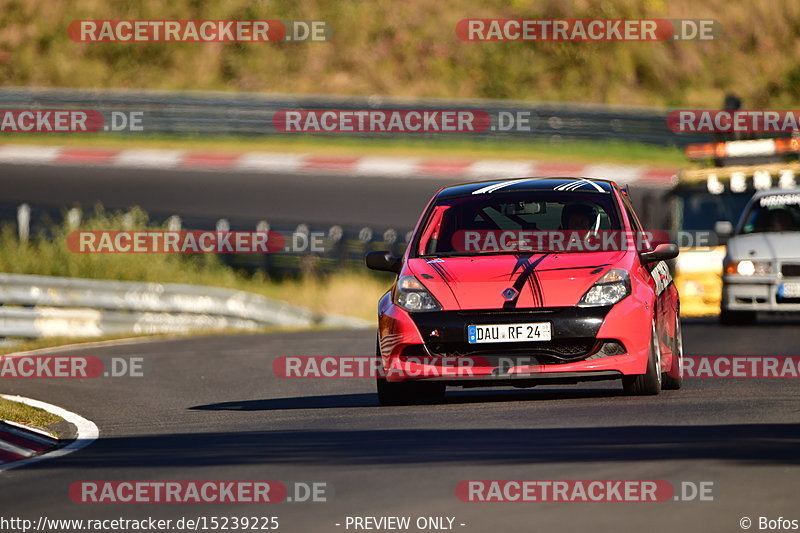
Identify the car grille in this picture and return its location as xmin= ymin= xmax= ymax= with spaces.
xmin=781 ymin=263 xmax=800 ymax=277
xmin=425 ymin=338 xmax=597 ymax=363
xmin=409 ymin=307 xmax=611 ymax=365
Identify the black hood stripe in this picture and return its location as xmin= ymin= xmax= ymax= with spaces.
xmin=504 ymin=254 xmax=549 ymax=309
xmin=428 ymin=261 xmax=454 ymax=283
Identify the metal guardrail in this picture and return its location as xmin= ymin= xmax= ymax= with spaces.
xmin=1 ymin=202 xmax=410 ymax=278
xmin=0 ymin=87 xmax=709 ymax=146
xmin=0 ymin=273 xmax=370 ymax=339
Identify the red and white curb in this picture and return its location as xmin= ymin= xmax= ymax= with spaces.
xmin=0 ymin=419 xmax=58 ymax=462
xmin=0 ymin=144 xmax=677 ymax=185
xmin=0 ymin=394 xmax=98 ymax=472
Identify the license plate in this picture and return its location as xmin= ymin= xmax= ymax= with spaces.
xmin=467 ymin=322 xmax=551 ymax=344
xmin=779 ymin=282 xmax=800 ymax=298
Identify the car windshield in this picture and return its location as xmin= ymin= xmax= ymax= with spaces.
xmin=740 ymin=193 xmax=800 ymax=234
xmin=415 ymin=191 xmax=622 ymax=257
xmin=676 ymin=189 xmax=752 ymax=231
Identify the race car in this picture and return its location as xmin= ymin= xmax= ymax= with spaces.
xmin=366 ymin=177 xmax=682 ymax=405
xmin=720 ymin=188 xmax=800 ymax=324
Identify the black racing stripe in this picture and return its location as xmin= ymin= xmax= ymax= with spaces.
xmin=436 ymin=263 xmax=455 ymax=283
xmin=504 ymin=254 xmax=550 ymax=309
xmin=530 ymin=270 xmax=544 ymax=307
xmin=428 ymin=262 xmax=453 ymax=283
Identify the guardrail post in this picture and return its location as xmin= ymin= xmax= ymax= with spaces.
xmin=256 ymin=220 xmax=271 ymax=275
xmin=17 ymin=204 xmax=30 ymax=242
xmin=66 ymin=207 xmax=82 ymax=229
xmin=166 ymin=215 xmax=182 ymax=231
xmin=216 ymin=218 xmax=231 ymax=267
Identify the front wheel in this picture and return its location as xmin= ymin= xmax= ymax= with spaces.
xmin=375 ymin=337 xmax=445 ymax=405
xmin=622 ymin=320 xmax=662 ymax=396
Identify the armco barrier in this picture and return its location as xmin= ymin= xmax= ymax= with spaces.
xmin=0 ymin=87 xmax=709 ymax=145
xmin=0 ymin=273 xmax=369 ymax=338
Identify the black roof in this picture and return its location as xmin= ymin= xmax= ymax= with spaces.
xmin=436 ymin=177 xmax=616 ymax=199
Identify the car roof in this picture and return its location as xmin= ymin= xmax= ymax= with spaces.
xmin=749 ymin=187 xmax=800 ymax=199
xmin=436 ymin=177 xmax=616 ymax=199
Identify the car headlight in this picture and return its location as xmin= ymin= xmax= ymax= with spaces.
xmin=724 ymin=260 xmax=772 ymax=276
xmin=394 ymin=275 xmax=441 ymax=312
xmin=579 ymin=269 xmax=631 ymax=307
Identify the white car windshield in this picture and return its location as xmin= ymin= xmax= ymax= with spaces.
xmin=740 ymin=194 xmax=800 ymax=234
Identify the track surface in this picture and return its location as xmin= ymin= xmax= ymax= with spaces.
xmin=0 ymin=164 xmax=793 ymax=531
xmin=0 ymin=163 xmax=447 ymax=228
xmin=1 ymin=319 xmax=799 ymax=533
xmin=0 ymin=163 xmax=669 ymax=229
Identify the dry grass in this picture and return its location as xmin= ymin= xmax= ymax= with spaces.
xmin=0 ymin=0 xmax=797 ymax=107
xmin=0 ymin=397 xmax=63 ymax=430
xmin=259 ymin=271 xmax=390 ymax=321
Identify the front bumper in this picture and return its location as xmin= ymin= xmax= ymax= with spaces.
xmin=378 ymin=297 xmax=652 ymax=383
xmin=722 ymin=275 xmax=800 ymax=312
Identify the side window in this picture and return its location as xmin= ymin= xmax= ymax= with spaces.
xmin=621 ymin=196 xmax=643 ymax=234
xmin=621 ymin=196 xmax=654 ymax=262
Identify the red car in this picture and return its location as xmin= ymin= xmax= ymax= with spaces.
xmin=366 ymin=177 xmax=683 ymax=405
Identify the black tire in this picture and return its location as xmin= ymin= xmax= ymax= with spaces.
xmin=375 ymin=337 xmax=445 ymax=406
xmin=622 ymin=320 xmax=662 ymax=396
xmin=661 ymin=317 xmax=683 ymax=390
xmin=719 ymin=309 xmax=756 ymax=325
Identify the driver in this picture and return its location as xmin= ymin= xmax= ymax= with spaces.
xmin=561 ymin=203 xmax=598 ymax=231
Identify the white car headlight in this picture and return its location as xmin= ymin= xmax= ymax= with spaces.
xmin=579 ymin=269 xmax=631 ymax=307
xmin=394 ymin=275 xmax=442 ymax=312
xmin=724 ymin=260 xmax=772 ymax=276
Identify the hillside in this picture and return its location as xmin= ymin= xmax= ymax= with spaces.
xmin=1 ymin=0 xmax=798 ymax=107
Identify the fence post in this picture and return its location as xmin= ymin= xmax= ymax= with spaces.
xmin=17 ymin=204 xmax=30 ymax=242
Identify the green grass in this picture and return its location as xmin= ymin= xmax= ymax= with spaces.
xmin=0 ymin=207 xmax=388 ymax=322
xmin=0 ymin=133 xmax=684 ymax=166
xmin=1 ymin=0 xmax=798 ymax=107
xmin=0 ymin=397 xmax=63 ymax=430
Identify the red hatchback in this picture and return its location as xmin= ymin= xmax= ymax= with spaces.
xmin=366 ymin=177 xmax=683 ymax=405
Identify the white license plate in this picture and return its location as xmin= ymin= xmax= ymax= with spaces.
xmin=467 ymin=322 xmax=551 ymax=344
xmin=780 ymin=282 xmax=800 ymax=298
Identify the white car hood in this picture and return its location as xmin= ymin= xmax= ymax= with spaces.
xmin=726 ymin=232 xmax=800 ymax=261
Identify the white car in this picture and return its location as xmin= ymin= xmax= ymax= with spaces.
xmin=721 ymin=188 xmax=800 ymax=324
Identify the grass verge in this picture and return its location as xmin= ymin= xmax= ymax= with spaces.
xmin=0 ymin=397 xmax=63 ymax=430
xmin=0 ymin=133 xmax=685 ymax=167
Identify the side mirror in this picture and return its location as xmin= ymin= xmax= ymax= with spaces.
xmin=714 ymin=220 xmax=734 ymax=238
xmin=640 ymin=243 xmax=679 ymax=264
xmin=365 ymin=251 xmax=402 ymax=274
